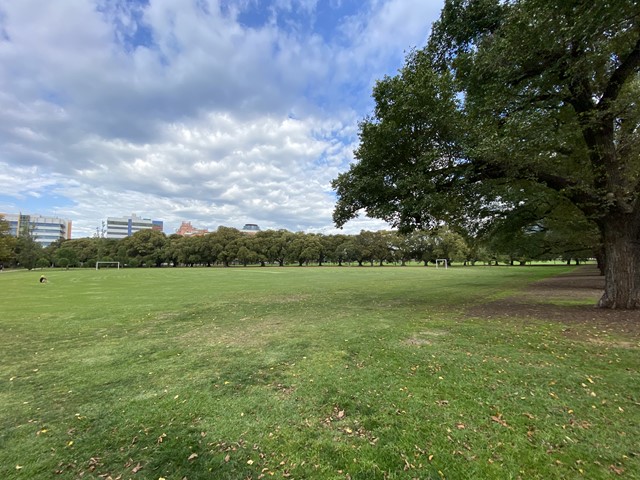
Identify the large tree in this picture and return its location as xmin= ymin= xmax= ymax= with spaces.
xmin=0 ymin=215 xmax=16 ymax=265
xmin=333 ymin=0 xmax=640 ymax=308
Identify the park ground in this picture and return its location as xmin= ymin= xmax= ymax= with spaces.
xmin=469 ymin=265 xmax=640 ymax=342
xmin=0 ymin=265 xmax=638 ymax=480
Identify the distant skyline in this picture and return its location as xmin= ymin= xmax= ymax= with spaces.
xmin=0 ymin=0 xmax=444 ymax=237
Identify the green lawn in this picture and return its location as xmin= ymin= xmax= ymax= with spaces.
xmin=0 ymin=266 xmax=637 ymax=479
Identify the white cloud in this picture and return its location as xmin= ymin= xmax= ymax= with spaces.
xmin=0 ymin=0 xmax=442 ymax=237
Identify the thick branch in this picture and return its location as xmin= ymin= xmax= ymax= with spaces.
xmin=599 ymin=33 xmax=640 ymax=108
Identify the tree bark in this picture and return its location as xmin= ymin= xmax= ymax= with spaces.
xmin=598 ymin=213 xmax=640 ymax=309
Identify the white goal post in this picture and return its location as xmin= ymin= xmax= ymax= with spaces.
xmin=435 ymin=259 xmax=448 ymax=269
xmin=96 ymin=261 xmax=120 ymax=270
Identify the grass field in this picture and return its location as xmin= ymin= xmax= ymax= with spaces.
xmin=1 ymin=266 xmax=638 ymax=479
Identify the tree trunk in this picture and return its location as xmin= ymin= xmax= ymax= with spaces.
xmin=598 ymin=213 xmax=640 ymax=309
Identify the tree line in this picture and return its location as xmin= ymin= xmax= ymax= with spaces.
xmin=0 ymin=217 xmax=596 ymax=270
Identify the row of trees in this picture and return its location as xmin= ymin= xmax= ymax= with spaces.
xmin=0 ymin=217 xmax=597 ymax=270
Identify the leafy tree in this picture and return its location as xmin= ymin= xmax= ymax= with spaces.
xmin=359 ymin=230 xmax=391 ymax=266
xmin=0 ymin=215 xmax=16 ymax=265
xmin=406 ymin=231 xmax=436 ymax=266
xmin=387 ymin=232 xmax=413 ymax=266
xmin=56 ymin=257 xmax=71 ymax=269
xmin=286 ymin=232 xmax=322 ymax=266
xmin=15 ymin=236 xmax=42 ymax=270
xmin=236 ymin=244 xmax=259 ymax=266
xmin=163 ymin=234 xmax=184 ymax=267
xmin=258 ymin=229 xmax=295 ymax=267
xmin=125 ymin=230 xmax=167 ymax=267
xmin=54 ymin=247 xmax=79 ymax=268
xmin=333 ymin=0 xmax=640 ymax=308
xmin=321 ymin=233 xmax=349 ymax=265
xmin=335 ymin=238 xmax=359 ymax=266
xmin=213 ymin=227 xmax=242 ymax=267
xmin=176 ymin=236 xmax=203 ymax=266
xmin=431 ymin=226 xmax=469 ymax=265
xmin=35 ymin=257 xmax=50 ymax=269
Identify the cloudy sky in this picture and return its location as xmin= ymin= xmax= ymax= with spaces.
xmin=0 ymin=0 xmax=443 ymax=238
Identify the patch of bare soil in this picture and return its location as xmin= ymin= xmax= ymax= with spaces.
xmin=466 ymin=266 xmax=640 ymax=346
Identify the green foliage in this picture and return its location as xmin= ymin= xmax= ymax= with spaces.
xmin=124 ymin=229 xmax=168 ymax=267
xmin=35 ymin=257 xmax=50 ymax=269
xmin=14 ymin=236 xmax=42 ymax=270
xmin=0 ymin=215 xmax=16 ymax=264
xmin=333 ymin=0 xmax=640 ymax=307
xmin=53 ymin=247 xmax=79 ymax=268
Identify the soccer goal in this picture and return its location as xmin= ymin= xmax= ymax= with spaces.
xmin=96 ymin=261 xmax=120 ymax=270
xmin=435 ymin=259 xmax=448 ymax=269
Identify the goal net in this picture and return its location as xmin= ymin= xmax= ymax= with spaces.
xmin=435 ymin=259 xmax=448 ymax=269
xmin=96 ymin=261 xmax=121 ymax=270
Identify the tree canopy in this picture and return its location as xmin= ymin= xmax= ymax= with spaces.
xmin=333 ymin=0 xmax=640 ymax=309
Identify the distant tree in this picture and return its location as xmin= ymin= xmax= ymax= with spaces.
xmin=54 ymin=247 xmax=79 ymax=268
xmin=35 ymin=257 xmax=50 ymax=269
xmin=236 ymin=244 xmax=259 ymax=266
xmin=126 ymin=230 xmax=167 ymax=267
xmin=406 ymin=231 xmax=436 ymax=266
xmin=15 ymin=236 xmax=42 ymax=270
xmin=258 ymin=229 xmax=295 ymax=267
xmin=163 ymin=234 xmax=183 ymax=267
xmin=431 ymin=226 xmax=469 ymax=265
xmin=286 ymin=232 xmax=322 ymax=266
xmin=0 ymin=215 xmax=16 ymax=265
xmin=213 ymin=227 xmax=242 ymax=267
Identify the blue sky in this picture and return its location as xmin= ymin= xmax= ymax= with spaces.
xmin=0 ymin=0 xmax=443 ymax=237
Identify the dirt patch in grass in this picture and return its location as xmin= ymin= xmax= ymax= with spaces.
xmin=466 ymin=266 xmax=640 ymax=345
xmin=404 ymin=329 xmax=448 ymax=346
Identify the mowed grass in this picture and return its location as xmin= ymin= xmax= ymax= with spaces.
xmin=0 ymin=266 xmax=638 ymax=479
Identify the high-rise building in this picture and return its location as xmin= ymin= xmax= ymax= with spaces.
xmin=106 ymin=214 xmax=163 ymax=239
xmin=2 ymin=213 xmax=72 ymax=247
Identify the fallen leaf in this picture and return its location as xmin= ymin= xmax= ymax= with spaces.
xmin=456 ymin=423 xmax=465 ymax=430
xmin=247 ymin=459 xmax=254 ymax=465
xmin=610 ymin=465 xmax=624 ymax=475
xmin=132 ymin=462 xmax=142 ymax=473
xmin=224 ymin=454 xmax=230 ymax=462
xmin=188 ymin=453 xmax=198 ymax=461
xmin=491 ymin=415 xmax=508 ymax=427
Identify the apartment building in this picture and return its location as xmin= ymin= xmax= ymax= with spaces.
xmin=106 ymin=214 xmax=163 ymax=239
xmin=2 ymin=213 xmax=72 ymax=247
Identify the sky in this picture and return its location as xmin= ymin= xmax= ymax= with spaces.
xmin=0 ymin=0 xmax=444 ymax=238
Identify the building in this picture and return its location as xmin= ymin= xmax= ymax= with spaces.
xmin=2 ymin=213 xmax=72 ymax=247
xmin=241 ymin=223 xmax=261 ymax=235
xmin=176 ymin=221 xmax=208 ymax=237
xmin=106 ymin=214 xmax=163 ymax=239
